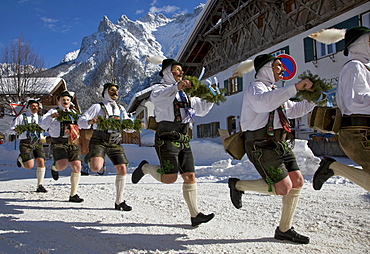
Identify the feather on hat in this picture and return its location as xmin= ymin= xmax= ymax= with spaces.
xmin=308 ymin=28 xmax=346 ymax=44
xmin=233 ymin=59 xmax=254 ymax=77
xmin=146 ymin=55 xmax=166 ymax=64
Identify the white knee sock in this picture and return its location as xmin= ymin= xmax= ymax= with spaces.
xmin=142 ymin=163 xmax=162 ymax=182
xmin=279 ymin=188 xmax=301 ymax=232
xmin=36 ymin=167 xmax=46 ymax=186
xmin=182 ymin=183 xmax=199 ymax=218
xmin=331 ymin=162 xmax=370 ymax=191
xmin=70 ymin=172 xmax=81 ymax=197
xmin=115 ymin=175 xmax=126 ymax=205
xmin=236 ymin=178 xmax=277 ymax=195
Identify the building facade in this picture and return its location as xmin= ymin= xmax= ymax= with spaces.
xmin=176 ymin=0 xmax=369 ymax=141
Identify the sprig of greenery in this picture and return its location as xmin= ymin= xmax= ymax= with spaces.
xmin=183 ymin=76 xmax=227 ymax=105
xmin=295 ymin=70 xmax=333 ymax=106
xmin=265 ymin=165 xmax=283 ymax=192
xmin=15 ymin=124 xmax=44 ymax=135
xmin=56 ymin=109 xmax=81 ymax=122
xmin=96 ymin=116 xmax=142 ymax=132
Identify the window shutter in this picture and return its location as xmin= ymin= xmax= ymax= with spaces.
xmin=224 ymin=79 xmax=229 ymax=96
xmin=334 ymin=16 xmax=359 ymax=52
xmin=237 ymin=77 xmax=243 ymax=92
xmin=280 ymin=46 xmax=290 ymax=55
xmin=303 ymin=37 xmax=315 ymax=62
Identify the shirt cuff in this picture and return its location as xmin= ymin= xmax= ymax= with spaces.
xmin=287 ymin=84 xmax=298 ymax=97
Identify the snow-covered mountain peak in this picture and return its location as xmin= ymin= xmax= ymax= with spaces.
xmin=41 ymin=5 xmax=204 ymax=110
xmin=98 ymin=15 xmax=117 ymax=33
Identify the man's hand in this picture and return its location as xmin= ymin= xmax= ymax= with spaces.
xmin=177 ymin=80 xmax=192 ymax=90
xmin=295 ymin=79 xmax=313 ymax=91
xmin=88 ymin=117 xmax=98 ymax=125
xmin=51 ymin=112 xmax=59 ymax=118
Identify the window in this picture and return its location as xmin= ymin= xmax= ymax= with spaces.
xmin=285 ymin=0 xmax=296 ymax=13
xmin=137 ymin=111 xmax=144 ymax=120
xmin=316 ymin=41 xmax=336 ymax=58
xmin=0 ymin=105 xmax=4 ymax=119
xmin=362 ymin=11 xmax=370 ymax=27
xmin=227 ymin=116 xmax=237 ymax=135
xmin=197 ymin=122 xmax=220 ymax=138
xmin=212 ymin=122 xmax=220 ymax=137
xmin=257 ymin=14 xmax=265 ymax=29
xmin=303 ymin=16 xmax=359 ymax=63
xmin=224 ymin=77 xmax=243 ymax=96
xmin=272 ymin=46 xmax=290 ymax=57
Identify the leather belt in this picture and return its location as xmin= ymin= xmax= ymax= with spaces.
xmin=244 ymin=127 xmax=286 ymax=141
xmin=341 ymin=115 xmax=370 ymax=129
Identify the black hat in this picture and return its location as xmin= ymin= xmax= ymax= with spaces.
xmin=101 ymin=83 xmax=119 ymax=97
xmin=344 ymin=26 xmax=370 ymax=56
xmin=26 ymin=99 xmax=40 ymax=108
xmin=159 ymin=59 xmax=183 ymax=77
xmin=58 ymin=90 xmax=74 ymax=100
xmin=254 ymin=54 xmax=280 ymax=76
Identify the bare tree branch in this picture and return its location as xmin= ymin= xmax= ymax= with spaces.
xmin=0 ymin=35 xmax=46 ymax=110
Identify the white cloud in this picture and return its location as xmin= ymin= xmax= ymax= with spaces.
xmin=150 ymin=0 xmax=158 ymax=6
xmin=40 ymin=17 xmax=58 ymax=31
xmin=149 ymin=5 xmax=180 ymax=14
xmin=135 ymin=9 xmax=144 ymax=15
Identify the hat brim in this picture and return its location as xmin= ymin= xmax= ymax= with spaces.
xmin=101 ymin=83 xmax=119 ymax=97
xmin=254 ymin=56 xmax=281 ymax=77
xmin=343 ymin=27 xmax=370 ymax=56
xmin=159 ymin=60 xmax=183 ymax=76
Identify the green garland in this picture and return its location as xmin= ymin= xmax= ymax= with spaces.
xmin=56 ymin=109 xmax=81 ymax=122
xmin=183 ymin=76 xmax=227 ymax=105
xmin=96 ymin=116 xmax=142 ymax=132
xmin=295 ymin=70 xmax=333 ymax=106
xmin=15 ymin=124 xmax=44 ymax=135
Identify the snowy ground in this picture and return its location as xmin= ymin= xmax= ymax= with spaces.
xmin=0 ymin=139 xmax=369 ymax=253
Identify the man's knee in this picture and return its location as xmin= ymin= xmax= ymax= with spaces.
xmin=289 ymin=171 xmax=304 ymax=188
xmin=162 ymin=174 xmax=178 ymax=184
xmin=274 ymin=177 xmax=293 ymax=195
xmin=115 ymin=164 xmax=127 ymax=175
xmin=181 ymin=172 xmax=196 ymax=184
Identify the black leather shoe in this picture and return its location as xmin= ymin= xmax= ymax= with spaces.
xmin=69 ymin=194 xmax=84 ymax=203
xmin=274 ymin=226 xmax=310 ymax=244
xmin=51 ymin=164 xmax=59 ymax=181
xmin=115 ymin=201 xmax=132 ymax=211
xmin=191 ymin=212 xmax=215 ymax=227
xmin=313 ymin=156 xmax=336 ymax=190
xmin=16 ymin=155 xmax=23 ymax=168
xmin=228 ymin=178 xmax=244 ymax=209
xmin=36 ymin=185 xmax=47 ymax=193
xmin=131 ymin=160 xmax=148 ymax=184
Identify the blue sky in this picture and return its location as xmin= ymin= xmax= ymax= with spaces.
xmin=0 ymin=0 xmax=206 ymax=68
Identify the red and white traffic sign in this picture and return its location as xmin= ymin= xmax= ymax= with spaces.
xmin=278 ymin=54 xmax=297 ymax=81
xmin=10 ymin=103 xmax=25 ymax=117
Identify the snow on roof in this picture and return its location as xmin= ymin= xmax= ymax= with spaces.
xmin=127 ymin=83 xmax=162 ymax=113
xmin=0 ymin=77 xmax=65 ymax=95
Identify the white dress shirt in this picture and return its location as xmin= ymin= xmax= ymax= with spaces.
xmin=336 ymin=60 xmax=370 ymax=116
xmin=240 ymin=63 xmax=315 ymax=132
xmin=40 ymin=108 xmax=77 ymax=138
xmin=78 ymin=101 xmax=129 ymax=130
xmin=150 ymin=83 xmax=213 ymax=123
xmin=11 ymin=111 xmax=44 ymax=140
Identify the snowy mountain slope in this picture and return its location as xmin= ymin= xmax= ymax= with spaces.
xmin=45 ymin=4 xmax=204 ymax=110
